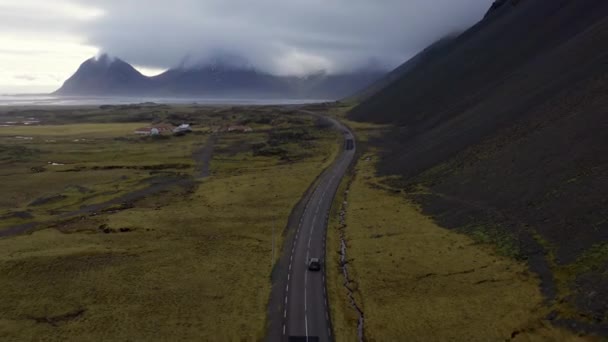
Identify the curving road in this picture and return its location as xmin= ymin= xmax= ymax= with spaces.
xmin=267 ymin=115 xmax=356 ymax=342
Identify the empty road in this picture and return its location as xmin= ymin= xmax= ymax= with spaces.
xmin=267 ymin=115 xmax=356 ymax=342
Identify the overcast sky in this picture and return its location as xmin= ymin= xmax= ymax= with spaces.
xmin=0 ymin=0 xmax=493 ymax=93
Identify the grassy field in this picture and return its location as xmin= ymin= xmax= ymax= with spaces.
xmin=325 ymin=117 xmax=585 ymax=341
xmin=0 ymin=122 xmax=200 ymax=231
xmin=0 ymin=107 xmax=340 ymax=340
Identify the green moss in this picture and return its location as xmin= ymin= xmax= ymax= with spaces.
xmin=457 ymin=225 xmax=523 ymax=260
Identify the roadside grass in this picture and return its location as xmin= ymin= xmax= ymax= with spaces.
xmin=0 ymin=111 xmax=341 ymax=340
xmin=326 ymin=173 xmax=360 ymax=341
xmin=341 ymin=151 xmax=582 ymax=341
xmin=325 ymin=116 xmax=583 ymax=341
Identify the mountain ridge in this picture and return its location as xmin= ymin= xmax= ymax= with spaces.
xmin=55 ymin=54 xmax=385 ymax=99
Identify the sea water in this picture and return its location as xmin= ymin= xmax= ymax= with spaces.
xmin=0 ymin=94 xmax=329 ymax=106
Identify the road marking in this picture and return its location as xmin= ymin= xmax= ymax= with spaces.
xmin=305 ymin=316 xmax=309 ymax=341
xmin=277 ymin=121 xmax=355 ymax=339
xmin=284 ymin=309 xmax=287 ymax=318
xmin=304 ymin=271 xmax=308 ymax=312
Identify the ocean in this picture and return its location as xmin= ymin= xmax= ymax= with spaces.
xmin=0 ymin=94 xmax=329 ymax=107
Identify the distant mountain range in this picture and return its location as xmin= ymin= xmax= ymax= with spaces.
xmin=54 ymin=54 xmax=386 ymax=100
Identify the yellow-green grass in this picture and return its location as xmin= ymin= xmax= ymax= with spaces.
xmin=326 ymin=173 xmax=360 ymax=342
xmin=324 ymin=115 xmax=584 ymax=341
xmin=0 ymin=122 xmax=206 ymax=231
xmin=331 ymin=151 xmax=585 ymax=341
xmin=0 ymin=119 xmax=341 ymax=340
xmin=0 ymin=123 xmax=144 ymax=138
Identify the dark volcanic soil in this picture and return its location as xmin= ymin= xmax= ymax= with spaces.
xmin=349 ymin=0 xmax=608 ymax=334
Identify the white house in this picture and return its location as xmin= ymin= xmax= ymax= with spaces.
xmin=173 ymin=124 xmax=192 ymax=134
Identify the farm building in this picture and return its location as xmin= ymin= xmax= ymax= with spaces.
xmin=173 ymin=124 xmax=192 ymax=134
xmin=134 ymin=124 xmax=175 ymax=135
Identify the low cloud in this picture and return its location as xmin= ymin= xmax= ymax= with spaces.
xmin=77 ymin=0 xmax=493 ymax=75
xmin=0 ymin=0 xmax=494 ymax=92
xmin=14 ymin=74 xmax=37 ymax=81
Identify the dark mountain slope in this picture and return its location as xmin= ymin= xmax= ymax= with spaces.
xmin=349 ymin=0 xmax=608 ymax=334
xmin=346 ymin=35 xmax=458 ymax=102
xmin=296 ymin=70 xmax=388 ymax=100
xmin=55 ymin=55 xmax=152 ymax=95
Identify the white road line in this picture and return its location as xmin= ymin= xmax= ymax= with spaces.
xmin=283 ymin=324 xmax=286 ymax=335
xmin=284 ymin=309 xmax=287 ymax=318
xmin=287 ymin=274 xmax=290 ymax=281
xmin=304 ymin=271 xmax=308 ymax=312
xmin=305 ymin=316 xmax=309 ymax=341
xmin=286 ymin=284 xmax=289 ymax=292
xmin=285 ymin=296 xmax=288 ymax=305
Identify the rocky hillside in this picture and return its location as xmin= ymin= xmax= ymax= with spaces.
xmin=349 ymin=0 xmax=608 ymax=335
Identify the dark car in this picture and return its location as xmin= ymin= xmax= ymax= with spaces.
xmin=308 ymin=258 xmax=321 ymax=271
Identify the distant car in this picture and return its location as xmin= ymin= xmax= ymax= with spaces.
xmin=308 ymin=258 xmax=321 ymax=271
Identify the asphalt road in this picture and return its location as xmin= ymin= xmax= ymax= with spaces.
xmin=267 ymin=115 xmax=356 ymax=342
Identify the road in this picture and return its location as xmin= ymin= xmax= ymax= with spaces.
xmin=267 ymin=115 xmax=356 ymax=342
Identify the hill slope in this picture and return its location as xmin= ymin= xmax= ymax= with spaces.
xmin=55 ymin=55 xmax=152 ymax=95
xmin=346 ymin=35 xmax=458 ymax=102
xmin=349 ymin=0 xmax=608 ymax=334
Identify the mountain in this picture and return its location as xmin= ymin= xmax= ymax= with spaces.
xmin=55 ymin=55 xmax=151 ymax=95
xmin=55 ymin=55 xmax=385 ymax=99
xmin=346 ymin=34 xmax=458 ymax=102
xmin=349 ymin=0 xmax=608 ymax=334
xmin=149 ymin=64 xmax=288 ymax=98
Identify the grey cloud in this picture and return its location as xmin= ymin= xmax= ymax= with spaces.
xmin=76 ymin=0 xmax=493 ymax=75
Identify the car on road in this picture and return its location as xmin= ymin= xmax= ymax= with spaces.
xmin=308 ymin=258 xmax=321 ymax=271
